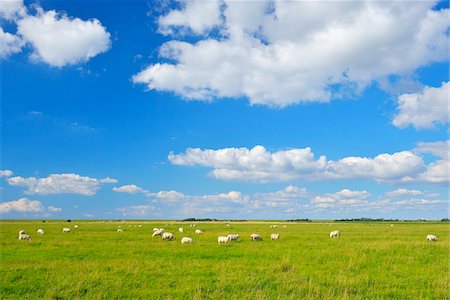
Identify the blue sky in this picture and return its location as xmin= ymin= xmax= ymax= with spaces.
xmin=0 ymin=0 xmax=448 ymax=220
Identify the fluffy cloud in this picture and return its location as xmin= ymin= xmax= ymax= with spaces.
xmin=0 ymin=169 xmax=13 ymax=177
xmin=47 ymin=206 xmax=62 ymax=212
xmin=385 ymin=189 xmax=424 ymax=198
xmin=112 ymin=184 xmax=146 ymax=194
xmin=134 ymin=1 xmax=449 ymax=107
xmin=169 ymin=145 xmax=436 ymax=183
xmin=0 ymin=198 xmax=44 ymax=213
xmin=412 ymin=140 xmax=449 ymax=184
xmin=393 ymin=81 xmax=449 ymax=129
xmin=0 ymin=1 xmax=111 ymax=66
xmin=0 ymin=27 xmax=23 ymax=58
xmin=7 ymin=173 xmax=117 ymax=195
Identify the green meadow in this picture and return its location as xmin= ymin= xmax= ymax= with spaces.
xmin=1 ymin=221 xmax=448 ymax=299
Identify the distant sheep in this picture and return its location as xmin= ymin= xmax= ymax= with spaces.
xmin=152 ymin=229 xmax=164 ymax=237
xmin=195 ymin=229 xmax=204 ymax=235
xmin=227 ymin=234 xmax=240 ymax=241
xmin=218 ymin=236 xmax=230 ymax=244
xmin=74 ymin=225 xmax=79 ymax=229
xmin=19 ymin=233 xmax=31 ymax=241
xmin=271 ymin=233 xmax=280 ymax=240
xmin=162 ymin=232 xmax=175 ymax=240
xmin=270 ymin=225 xmax=278 ymax=228
xmin=330 ymin=230 xmax=340 ymax=238
xmin=192 ymin=224 xmax=196 ymax=227
xmin=179 ymin=227 xmax=184 ymax=233
xmin=250 ymin=233 xmax=262 ymax=241
xmin=37 ymin=229 xmax=44 ymax=235
xmin=390 ymin=224 xmax=394 ymax=227
xmin=138 ymin=225 xmax=143 ymax=228
xmin=117 ymin=228 xmax=123 ymax=233
xmin=226 ymin=224 xmax=230 ymax=227
xmin=19 ymin=230 xmax=25 ymax=235
xmin=63 ymin=228 xmax=71 ymax=233
xmin=426 ymin=234 xmax=437 ymax=242
xmin=181 ymin=237 xmax=193 ymax=244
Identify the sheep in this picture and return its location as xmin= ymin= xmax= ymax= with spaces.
xmin=19 ymin=229 xmax=26 ymax=235
xmin=192 ymin=224 xmax=196 ymax=227
xmin=74 ymin=225 xmax=79 ymax=229
xmin=330 ymin=230 xmax=340 ymax=238
xmin=138 ymin=225 xmax=143 ymax=228
xmin=179 ymin=227 xmax=184 ymax=233
xmin=270 ymin=225 xmax=278 ymax=228
xmin=195 ymin=229 xmax=204 ymax=235
xmin=282 ymin=225 xmax=287 ymax=228
xmin=117 ymin=228 xmax=123 ymax=233
xmin=250 ymin=233 xmax=262 ymax=241
xmin=218 ymin=236 xmax=230 ymax=244
xmin=37 ymin=229 xmax=44 ymax=235
xmin=271 ymin=233 xmax=280 ymax=240
xmin=227 ymin=234 xmax=240 ymax=241
xmin=426 ymin=234 xmax=437 ymax=242
xmin=226 ymin=224 xmax=230 ymax=227
xmin=390 ymin=224 xmax=394 ymax=227
xmin=181 ymin=237 xmax=193 ymax=244
xmin=162 ymin=232 xmax=175 ymax=240
xmin=152 ymin=229 xmax=164 ymax=237
xmin=18 ymin=233 xmax=31 ymax=241
xmin=153 ymin=227 xmax=160 ymax=232
xmin=189 ymin=224 xmax=193 ymax=227
xmin=63 ymin=228 xmax=71 ymax=233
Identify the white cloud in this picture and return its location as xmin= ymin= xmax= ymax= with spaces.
xmin=112 ymin=184 xmax=146 ymax=194
xmin=17 ymin=8 xmax=111 ymax=67
xmin=415 ymin=140 xmax=449 ymax=159
xmin=393 ymin=81 xmax=450 ymax=129
xmin=7 ymin=173 xmax=118 ymax=195
xmin=169 ymin=145 xmax=434 ymax=183
xmin=0 ymin=27 xmax=23 ymax=58
xmin=0 ymin=0 xmax=26 ymax=21
xmin=134 ymin=1 xmax=450 ymax=107
xmin=158 ymin=0 xmax=221 ymax=35
xmin=0 ymin=198 xmax=44 ymax=213
xmin=385 ymin=188 xmax=424 ymax=198
xmin=47 ymin=206 xmax=62 ymax=212
xmin=411 ymin=140 xmax=449 ymax=184
xmin=0 ymin=169 xmax=13 ymax=177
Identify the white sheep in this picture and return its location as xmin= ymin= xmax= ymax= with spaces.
xmin=250 ymin=233 xmax=262 ymax=241
xmin=74 ymin=225 xmax=79 ymax=229
xmin=152 ymin=229 xmax=164 ymax=237
xmin=218 ymin=236 xmax=230 ymax=244
xmin=162 ymin=232 xmax=175 ymax=240
xmin=195 ymin=229 xmax=204 ymax=235
xmin=426 ymin=234 xmax=437 ymax=242
xmin=117 ymin=228 xmax=123 ymax=233
xmin=37 ymin=229 xmax=44 ymax=235
xmin=179 ymin=227 xmax=184 ymax=233
xmin=282 ymin=225 xmax=287 ymax=228
xmin=270 ymin=225 xmax=278 ymax=228
xmin=153 ymin=227 xmax=160 ymax=232
xmin=19 ymin=229 xmax=26 ymax=235
xmin=192 ymin=224 xmax=196 ymax=227
xmin=330 ymin=230 xmax=340 ymax=238
xmin=227 ymin=234 xmax=240 ymax=241
xmin=63 ymin=228 xmax=71 ymax=233
xmin=19 ymin=233 xmax=31 ymax=241
xmin=181 ymin=237 xmax=193 ymax=244
xmin=138 ymin=225 xmax=143 ymax=228
xmin=271 ymin=233 xmax=280 ymax=240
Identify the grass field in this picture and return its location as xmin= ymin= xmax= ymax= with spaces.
xmin=1 ymin=221 xmax=448 ymax=299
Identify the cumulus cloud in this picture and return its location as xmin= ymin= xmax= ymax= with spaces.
xmin=112 ymin=184 xmax=147 ymax=194
xmin=7 ymin=173 xmax=118 ymax=195
xmin=169 ymin=145 xmax=444 ymax=184
xmin=0 ymin=169 xmax=13 ymax=177
xmin=385 ymin=189 xmax=424 ymax=198
xmin=411 ymin=140 xmax=449 ymax=184
xmin=134 ymin=1 xmax=450 ymax=107
xmin=0 ymin=198 xmax=44 ymax=213
xmin=0 ymin=1 xmax=111 ymax=66
xmin=393 ymin=81 xmax=450 ymax=129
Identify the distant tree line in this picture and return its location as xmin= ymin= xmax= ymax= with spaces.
xmin=441 ymin=218 xmax=449 ymax=222
xmin=287 ymin=219 xmax=311 ymax=222
xmin=335 ymin=218 xmax=448 ymax=222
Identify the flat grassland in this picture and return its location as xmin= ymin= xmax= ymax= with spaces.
xmin=1 ymin=221 xmax=448 ymax=299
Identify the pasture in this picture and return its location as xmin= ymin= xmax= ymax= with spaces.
xmin=1 ymin=221 xmax=448 ymax=299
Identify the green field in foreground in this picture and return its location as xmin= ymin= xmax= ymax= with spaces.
xmin=1 ymin=221 xmax=448 ymax=299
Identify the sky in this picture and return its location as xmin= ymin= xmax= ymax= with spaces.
xmin=0 ymin=0 xmax=448 ymax=220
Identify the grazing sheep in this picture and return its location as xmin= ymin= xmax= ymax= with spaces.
xmin=162 ymin=232 xmax=175 ymax=240
xmin=63 ymin=228 xmax=71 ymax=233
xmin=192 ymin=224 xmax=196 ymax=227
xmin=226 ymin=224 xmax=230 ymax=227
xmin=218 ymin=236 xmax=230 ymax=244
xmin=181 ymin=237 xmax=193 ymax=244
xmin=138 ymin=225 xmax=143 ymax=228
xmin=250 ymin=233 xmax=262 ymax=241
xmin=152 ymin=229 xmax=164 ymax=237
xmin=117 ymin=228 xmax=123 ymax=233
xmin=179 ymin=227 xmax=184 ymax=233
xmin=330 ymin=230 xmax=340 ymax=238
xmin=195 ymin=229 xmax=204 ymax=235
xmin=282 ymin=225 xmax=287 ymax=228
xmin=390 ymin=224 xmax=394 ymax=227
xmin=270 ymin=225 xmax=278 ymax=228
xmin=227 ymin=234 xmax=240 ymax=241
xmin=426 ymin=234 xmax=437 ymax=242
xmin=37 ymin=229 xmax=44 ymax=235
xmin=153 ymin=227 xmax=160 ymax=232
xmin=18 ymin=233 xmax=31 ymax=241
xmin=19 ymin=230 xmax=25 ymax=235
xmin=271 ymin=233 xmax=280 ymax=240
xmin=189 ymin=224 xmax=193 ymax=227
xmin=74 ymin=225 xmax=79 ymax=229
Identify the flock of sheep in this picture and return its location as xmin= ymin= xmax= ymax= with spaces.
xmin=16 ymin=224 xmax=439 ymax=243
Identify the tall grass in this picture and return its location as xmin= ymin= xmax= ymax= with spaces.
xmin=1 ymin=221 xmax=448 ymax=299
